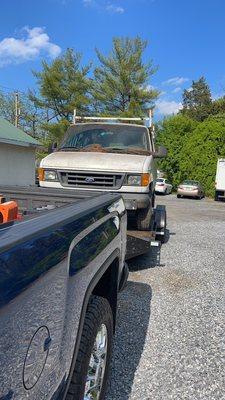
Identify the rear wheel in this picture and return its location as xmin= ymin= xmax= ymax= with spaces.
xmin=177 ymin=194 xmax=181 ymax=199
xmin=66 ymin=295 xmax=113 ymax=400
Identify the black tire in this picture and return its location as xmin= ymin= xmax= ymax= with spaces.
xmin=66 ymin=295 xmax=113 ymax=400
xmin=136 ymin=203 xmax=153 ymax=231
xmin=177 ymin=194 xmax=181 ymax=198
xmin=215 ymin=191 xmax=219 ymax=201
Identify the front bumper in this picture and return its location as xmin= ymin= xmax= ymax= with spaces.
xmin=121 ymin=193 xmax=150 ymax=210
xmin=177 ymin=189 xmax=199 ymax=197
xmin=40 ymin=182 xmax=150 ymax=210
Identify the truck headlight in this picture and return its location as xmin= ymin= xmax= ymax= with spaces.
xmin=127 ymin=174 xmax=151 ymax=186
xmin=38 ymin=169 xmax=58 ymax=181
xmin=127 ymin=175 xmax=142 ymax=185
xmin=44 ymin=170 xmax=58 ymax=181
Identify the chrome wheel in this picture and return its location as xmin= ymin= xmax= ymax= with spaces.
xmin=84 ymin=324 xmax=108 ymax=400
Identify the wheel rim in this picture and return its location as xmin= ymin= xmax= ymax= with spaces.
xmin=84 ymin=324 xmax=108 ymax=400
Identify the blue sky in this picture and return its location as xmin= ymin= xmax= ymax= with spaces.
xmin=0 ymin=0 xmax=225 ymax=118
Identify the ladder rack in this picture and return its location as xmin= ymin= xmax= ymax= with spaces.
xmin=72 ymin=108 xmax=154 ymax=128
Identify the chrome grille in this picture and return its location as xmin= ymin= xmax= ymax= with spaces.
xmin=59 ymin=171 xmax=123 ymax=189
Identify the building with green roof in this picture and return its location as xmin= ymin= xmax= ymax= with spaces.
xmin=0 ymin=117 xmax=41 ymax=186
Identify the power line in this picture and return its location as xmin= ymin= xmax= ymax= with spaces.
xmin=0 ymin=84 xmax=28 ymax=95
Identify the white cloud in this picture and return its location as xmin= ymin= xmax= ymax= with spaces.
xmin=83 ymin=0 xmax=124 ymax=13
xmin=106 ymin=4 xmax=124 ymax=13
xmin=0 ymin=27 xmax=61 ymax=67
xmin=163 ymin=77 xmax=189 ymax=86
xmin=172 ymin=87 xmax=182 ymax=93
xmin=156 ymin=100 xmax=183 ymax=116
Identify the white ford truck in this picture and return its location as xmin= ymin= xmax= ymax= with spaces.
xmin=39 ymin=117 xmax=166 ymax=230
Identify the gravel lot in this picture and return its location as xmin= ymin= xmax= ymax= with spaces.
xmin=106 ymin=195 xmax=225 ymax=400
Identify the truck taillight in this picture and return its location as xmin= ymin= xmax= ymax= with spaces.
xmin=38 ymin=168 xmax=45 ymax=181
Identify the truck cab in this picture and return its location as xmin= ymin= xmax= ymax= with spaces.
xmin=39 ymin=117 xmax=164 ymax=230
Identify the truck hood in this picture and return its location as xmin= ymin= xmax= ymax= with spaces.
xmin=40 ymin=151 xmax=149 ymax=173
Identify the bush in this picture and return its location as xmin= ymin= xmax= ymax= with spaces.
xmin=180 ymin=116 xmax=225 ymax=196
xmin=156 ymin=115 xmax=198 ymax=187
xmin=156 ymin=114 xmax=225 ymax=196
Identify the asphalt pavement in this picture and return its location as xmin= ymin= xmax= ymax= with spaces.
xmin=106 ymin=195 xmax=225 ymax=400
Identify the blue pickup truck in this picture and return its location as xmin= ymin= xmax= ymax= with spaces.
xmin=0 ymin=187 xmax=128 ymax=400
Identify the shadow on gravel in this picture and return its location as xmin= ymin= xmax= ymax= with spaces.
xmin=127 ymin=228 xmax=176 ymax=271
xmin=128 ymin=244 xmax=164 ymax=271
xmin=106 ymin=281 xmax=152 ymax=400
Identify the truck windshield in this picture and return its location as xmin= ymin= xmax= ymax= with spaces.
xmin=60 ymin=124 xmax=150 ymax=154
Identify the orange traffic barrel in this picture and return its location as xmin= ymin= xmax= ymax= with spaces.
xmin=0 ymin=201 xmax=18 ymax=224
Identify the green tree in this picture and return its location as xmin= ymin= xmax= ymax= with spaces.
xmin=0 ymin=90 xmax=45 ymax=138
xmin=181 ymin=77 xmax=212 ymax=121
xmin=211 ymin=96 xmax=225 ymax=115
xmin=0 ymin=91 xmax=15 ymax=124
xmin=32 ymin=49 xmax=92 ymax=122
xmin=180 ymin=116 xmax=225 ymax=196
xmin=156 ymin=115 xmax=198 ymax=186
xmin=93 ymin=37 xmax=158 ymax=115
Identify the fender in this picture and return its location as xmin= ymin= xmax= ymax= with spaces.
xmin=59 ymin=249 xmax=120 ymax=400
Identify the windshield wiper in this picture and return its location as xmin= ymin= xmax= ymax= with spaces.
xmin=105 ymin=147 xmax=150 ymax=155
xmin=60 ymin=147 xmax=80 ymax=151
xmin=105 ymin=147 xmax=126 ymax=152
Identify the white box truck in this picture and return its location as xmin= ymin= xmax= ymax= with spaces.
xmin=215 ymin=158 xmax=225 ymax=201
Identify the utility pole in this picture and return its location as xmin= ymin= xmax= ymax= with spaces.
xmin=149 ymin=107 xmax=154 ymax=129
xmin=15 ymin=92 xmax=20 ymax=128
xmin=73 ymin=108 xmax=76 ymax=124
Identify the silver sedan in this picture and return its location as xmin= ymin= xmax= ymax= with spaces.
xmin=177 ymin=180 xmax=204 ymax=199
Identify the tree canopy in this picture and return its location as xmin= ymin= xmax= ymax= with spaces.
xmin=93 ymin=37 xmax=158 ymax=116
xmin=31 ymin=48 xmax=92 ymax=122
xmin=156 ymin=115 xmax=198 ymax=186
xmin=181 ymin=77 xmax=212 ymax=121
xmin=157 ymin=113 xmax=225 ymax=196
xmin=180 ymin=116 xmax=225 ymax=195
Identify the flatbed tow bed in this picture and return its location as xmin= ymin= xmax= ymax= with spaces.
xmin=0 ymin=186 xmax=166 ymax=259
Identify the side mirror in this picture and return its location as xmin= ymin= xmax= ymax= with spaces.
xmin=48 ymin=142 xmax=58 ymax=154
xmin=153 ymin=145 xmax=167 ymax=158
